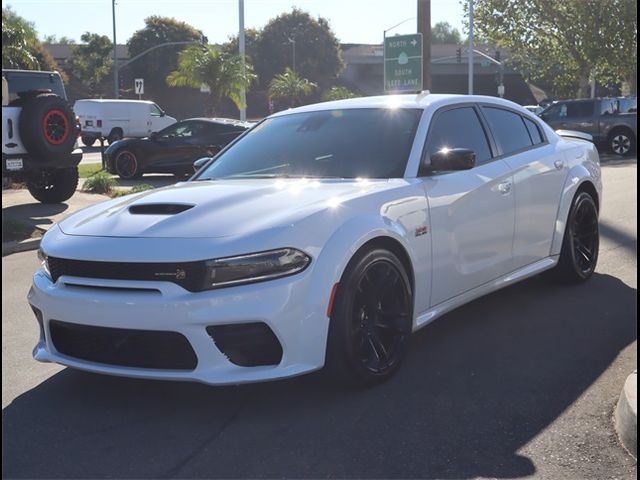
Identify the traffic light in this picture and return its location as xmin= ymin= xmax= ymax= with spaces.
xmin=456 ymin=48 xmax=462 ymax=63
xmin=118 ymin=74 xmax=125 ymax=91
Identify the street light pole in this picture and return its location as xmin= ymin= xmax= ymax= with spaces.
xmin=112 ymin=0 xmax=118 ymax=98
xmin=468 ymin=0 xmax=474 ymax=95
xmin=287 ymin=37 xmax=296 ymax=74
xmin=239 ymin=0 xmax=246 ymax=121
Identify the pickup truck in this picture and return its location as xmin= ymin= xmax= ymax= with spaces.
xmin=539 ymin=97 xmax=637 ymax=156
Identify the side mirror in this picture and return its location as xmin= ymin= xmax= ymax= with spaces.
xmin=160 ymin=111 xmax=166 ymax=117
xmin=193 ymin=157 xmax=211 ymax=172
xmin=426 ymin=148 xmax=475 ymax=173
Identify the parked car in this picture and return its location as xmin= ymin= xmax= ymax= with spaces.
xmin=539 ymin=97 xmax=637 ymax=155
xmin=73 ymin=99 xmax=177 ymax=145
xmin=2 ymin=69 xmax=82 ymax=203
xmin=104 ymin=117 xmax=251 ymax=179
xmin=523 ymin=105 xmax=544 ymax=115
xmin=30 ymin=94 xmax=601 ymax=386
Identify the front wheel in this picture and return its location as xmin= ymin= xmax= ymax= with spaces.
xmin=26 ymin=167 xmax=79 ymax=204
xmin=549 ymin=191 xmax=599 ymax=283
xmin=325 ymin=248 xmax=413 ymax=386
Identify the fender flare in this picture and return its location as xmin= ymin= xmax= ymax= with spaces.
xmin=550 ymin=164 xmax=601 ymax=255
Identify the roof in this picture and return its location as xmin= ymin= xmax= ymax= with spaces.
xmin=186 ymin=117 xmax=253 ymax=128
xmin=271 ymin=93 xmax=525 ymax=117
xmin=74 ymin=99 xmax=156 ymax=105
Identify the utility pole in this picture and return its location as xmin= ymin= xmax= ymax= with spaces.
xmin=417 ymin=0 xmax=431 ymax=90
xmin=239 ymin=0 xmax=246 ymax=121
xmin=468 ymin=0 xmax=474 ymax=95
xmin=287 ymin=37 xmax=296 ymax=74
xmin=112 ymin=0 xmax=118 ymax=98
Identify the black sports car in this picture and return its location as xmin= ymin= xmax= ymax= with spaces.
xmin=104 ymin=118 xmax=251 ymax=179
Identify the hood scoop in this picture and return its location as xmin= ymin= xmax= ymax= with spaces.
xmin=128 ymin=203 xmax=194 ymax=215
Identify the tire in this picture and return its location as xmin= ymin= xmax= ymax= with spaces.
xmin=107 ymin=129 xmax=123 ymax=145
xmin=609 ymin=128 xmax=636 ymax=156
xmin=81 ymin=135 xmax=97 ymax=147
xmin=548 ymin=191 xmax=599 ymax=283
xmin=325 ymin=248 xmax=413 ymax=386
xmin=19 ymin=94 xmax=76 ymax=161
xmin=114 ymin=149 xmax=142 ymax=179
xmin=26 ymin=167 xmax=79 ymax=204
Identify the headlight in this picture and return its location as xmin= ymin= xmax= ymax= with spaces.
xmin=37 ymin=248 xmax=51 ymax=280
xmin=202 ymin=248 xmax=310 ymax=289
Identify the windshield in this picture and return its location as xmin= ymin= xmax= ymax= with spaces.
xmin=196 ymin=108 xmax=422 ymax=180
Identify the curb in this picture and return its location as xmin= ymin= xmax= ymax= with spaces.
xmin=2 ymin=237 xmax=42 ymax=256
xmin=615 ymin=370 xmax=637 ymax=458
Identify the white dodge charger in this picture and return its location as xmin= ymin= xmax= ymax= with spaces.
xmin=29 ymin=94 xmax=602 ymax=386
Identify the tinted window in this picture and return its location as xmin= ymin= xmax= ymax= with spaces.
xmin=482 ymin=107 xmax=532 ymax=154
xmin=5 ymin=72 xmax=65 ymax=102
xmin=600 ymin=99 xmax=617 ymax=115
xmin=159 ymin=122 xmax=203 ymax=139
xmin=618 ymin=98 xmax=637 ymax=113
xmin=524 ymin=117 xmax=543 ymax=144
xmin=198 ymin=109 xmax=422 ymax=179
xmin=566 ymin=101 xmax=594 ymax=118
xmin=425 ymin=107 xmax=492 ymax=165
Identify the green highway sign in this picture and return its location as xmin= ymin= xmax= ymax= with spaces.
xmin=384 ymin=33 xmax=423 ymax=92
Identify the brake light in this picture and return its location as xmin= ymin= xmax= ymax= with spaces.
xmin=75 ymin=115 xmax=81 ymax=138
xmin=97 ymin=120 xmax=102 ymax=127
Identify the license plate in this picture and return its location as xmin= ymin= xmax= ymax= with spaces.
xmin=6 ymin=158 xmax=23 ymax=171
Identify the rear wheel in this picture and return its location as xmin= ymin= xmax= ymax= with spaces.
xmin=26 ymin=167 xmax=79 ymax=204
xmin=114 ymin=150 xmax=142 ymax=179
xmin=81 ymin=135 xmax=97 ymax=147
xmin=549 ymin=191 xmax=599 ymax=283
xmin=107 ymin=129 xmax=123 ymax=145
xmin=325 ymin=248 xmax=413 ymax=386
xmin=609 ymin=128 xmax=635 ymax=156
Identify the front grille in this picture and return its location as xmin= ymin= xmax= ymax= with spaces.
xmin=49 ymin=320 xmax=198 ymax=370
xmin=48 ymin=256 xmax=206 ymax=292
xmin=207 ymin=323 xmax=283 ymax=367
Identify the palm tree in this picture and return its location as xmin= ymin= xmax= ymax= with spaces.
xmin=321 ymin=86 xmax=359 ymax=102
xmin=268 ymin=68 xmax=316 ymax=109
xmin=166 ymin=44 xmax=254 ymax=116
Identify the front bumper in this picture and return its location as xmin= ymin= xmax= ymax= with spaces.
xmin=28 ymin=266 xmax=329 ymax=385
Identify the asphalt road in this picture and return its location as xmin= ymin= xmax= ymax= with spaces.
xmin=2 ymin=159 xmax=637 ymax=479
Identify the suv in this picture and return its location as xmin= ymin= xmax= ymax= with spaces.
xmin=2 ymin=69 xmax=82 ymax=203
xmin=539 ymin=97 xmax=637 ymax=156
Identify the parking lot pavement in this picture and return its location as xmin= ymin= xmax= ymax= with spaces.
xmin=1 ymin=159 xmax=637 ymax=479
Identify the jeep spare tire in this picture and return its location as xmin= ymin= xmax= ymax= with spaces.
xmin=19 ymin=93 xmax=76 ymax=160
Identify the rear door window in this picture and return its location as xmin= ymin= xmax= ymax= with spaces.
xmin=524 ymin=117 xmax=544 ymax=145
xmin=482 ymin=107 xmax=533 ymax=155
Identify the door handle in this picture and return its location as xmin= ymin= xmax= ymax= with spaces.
xmin=498 ymin=181 xmax=512 ymax=195
xmin=554 ymin=159 xmax=564 ymax=170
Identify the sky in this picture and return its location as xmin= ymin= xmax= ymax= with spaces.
xmin=5 ymin=0 xmax=466 ymax=45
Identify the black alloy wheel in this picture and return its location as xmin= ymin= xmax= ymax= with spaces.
xmin=326 ymin=248 xmax=413 ymax=385
xmin=550 ymin=191 xmax=599 ymax=283
xmin=114 ymin=150 xmax=141 ymax=179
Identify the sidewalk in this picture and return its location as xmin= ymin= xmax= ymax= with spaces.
xmin=2 ymin=188 xmax=110 ymax=255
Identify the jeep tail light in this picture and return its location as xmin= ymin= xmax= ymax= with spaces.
xmin=97 ymin=120 xmax=102 ymax=127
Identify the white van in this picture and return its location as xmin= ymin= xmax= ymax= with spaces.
xmin=74 ymin=99 xmax=177 ymax=146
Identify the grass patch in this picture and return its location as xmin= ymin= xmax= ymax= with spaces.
xmin=78 ymin=163 xmax=104 ymax=178
xmin=110 ymin=184 xmax=155 ymax=198
xmin=2 ymin=217 xmax=41 ymax=243
xmin=82 ymin=171 xmax=118 ymax=194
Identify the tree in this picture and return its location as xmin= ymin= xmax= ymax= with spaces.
xmin=2 ymin=7 xmax=64 ymax=74
xmin=321 ymin=86 xmax=359 ymax=101
xmin=67 ymin=32 xmax=113 ymax=96
xmin=127 ymin=16 xmax=206 ymax=90
xmin=166 ymin=44 xmax=254 ymax=116
xmin=431 ymin=22 xmax=461 ymax=44
xmin=255 ymin=9 xmax=343 ymax=88
xmin=268 ymin=68 xmax=316 ymax=108
xmin=470 ymin=0 xmax=637 ymax=97
xmin=42 ymin=34 xmax=75 ymax=45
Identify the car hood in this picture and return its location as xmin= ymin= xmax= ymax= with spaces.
xmin=58 ymin=178 xmax=398 ymax=238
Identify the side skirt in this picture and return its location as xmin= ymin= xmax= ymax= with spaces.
xmin=414 ymin=256 xmax=559 ymax=331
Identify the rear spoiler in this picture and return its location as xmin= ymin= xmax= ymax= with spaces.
xmin=555 ymin=129 xmax=594 ymax=143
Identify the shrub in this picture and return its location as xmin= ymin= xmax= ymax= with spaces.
xmin=82 ymin=171 xmax=117 ymax=194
